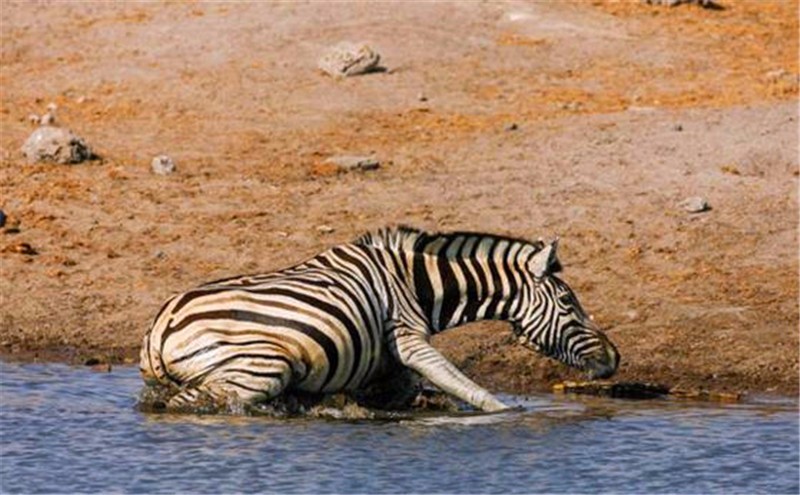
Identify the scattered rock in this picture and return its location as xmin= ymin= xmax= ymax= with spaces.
xmin=27 ymin=114 xmax=40 ymax=125
xmin=151 ymin=154 xmax=176 ymax=175
xmin=560 ymin=101 xmax=582 ymax=111
xmin=417 ymin=92 xmax=428 ymax=102
xmin=318 ymin=42 xmax=381 ymax=78
xmin=3 ymin=242 xmax=37 ymax=255
xmin=765 ymin=68 xmax=788 ymax=83
xmin=0 ymin=210 xmax=5 ymax=228
xmin=83 ymin=357 xmax=101 ymax=366
xmin=672 ymin=123 xmax=683 ymax=132
xmin=641 ymin=0 xmax=721 ymax=8
xmin=679 ymin=196 xmax=710 ymax=213
xmin=39 ymin=112 xmax=56 ymax=126
xmin=21 ymin=126 xmax=93 ymax=165
xmin=316 ymin=225 xmax=335 ymax=234
xmin=763 ymin=68 xmax=798 ymax=91
xmin=504 ymin=123 xmax=519 ymax=131
xmin=325 ymin=155 xmax=380 ymax=172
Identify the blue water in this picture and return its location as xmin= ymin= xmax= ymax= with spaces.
xmin=1 ymin=361 xmax=797 ymax=494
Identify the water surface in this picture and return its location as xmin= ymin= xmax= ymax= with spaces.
xmin=1 ymin=362 xmax=797 ymax=494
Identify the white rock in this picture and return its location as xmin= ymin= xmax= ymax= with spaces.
xmin=151 ymin=155 xmax=176 ymax=175
xmin=318 ymin=42 xmax=381 ymax=78
xmin=679 ymin=196 xmax=710 ymax=213
xmin=21 ymin=126 xmax=93 ymax=164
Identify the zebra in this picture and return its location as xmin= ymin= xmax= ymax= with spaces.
xmin=140 ymin=226 xmax=619 ymax=412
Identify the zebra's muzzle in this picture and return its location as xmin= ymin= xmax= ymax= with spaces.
xmin=584 ymin=340 xmax=620 ymax=379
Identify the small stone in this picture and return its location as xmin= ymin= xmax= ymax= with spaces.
xmin=765 ymin=69 xmax=787 ymax=82
xmin=672 ymin=123 xmax=683 ymax=132
xmin=151 ymin=155 xmax=176 ymax=175
xmin=46 ymin=102 xmax=57 ymax=113
xmin=84 ymin=357 xmax=101 ymax=366
xmin=318 ymin=42 xmax=381 ymax=78
xmin=679 ymin=196 xmax=710 ymax=213
xmin=316 ymin=225 xmax=335 ymax=234
xmin=325 ymin=155 xmax=380 ymax=172
xmin=27 ymin=114 xmax=40 ymax=125
xmin=21 ymin=126 xmax=93 ymax=164
xmin=504 ymin=123 xmax=519 ymax=131
xmin=39 ymin=112 xmax=56 ymax=126
xmin=417 ymin=92 xmax=428 ymax=102
xmin=0 ymin=210 xmax=5 ymax=228
xmin=3 ymin=242 xmax=37 ymax=255
xmin=641 ymin=0 xmax=718 ymax=7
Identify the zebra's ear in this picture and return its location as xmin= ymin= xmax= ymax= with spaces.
xmin=529 ymin=238 xmax=560 ymax=278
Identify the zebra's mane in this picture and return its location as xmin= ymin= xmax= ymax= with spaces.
xmin=355 ymin=225 xmax=554 ymax=263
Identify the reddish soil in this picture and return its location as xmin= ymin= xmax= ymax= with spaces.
xmin=1 ymin=1 xmax=797 ymax=398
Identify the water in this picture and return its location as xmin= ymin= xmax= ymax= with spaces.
xmin=1 ymin=362 xmax=797 ymax=494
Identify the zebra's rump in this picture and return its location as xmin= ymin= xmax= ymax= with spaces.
xmin=141 ymin=265 xmax=389 ymax=395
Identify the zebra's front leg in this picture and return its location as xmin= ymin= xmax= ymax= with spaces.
xmin=389 ymin=329 xmax=509 ymax=412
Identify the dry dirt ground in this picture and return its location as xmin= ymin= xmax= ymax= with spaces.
xmin=1 ymin=1 xmax=798 ymax=398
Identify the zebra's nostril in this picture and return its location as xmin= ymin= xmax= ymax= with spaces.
xmin=586 ymin=344 xmax=620 ymax=379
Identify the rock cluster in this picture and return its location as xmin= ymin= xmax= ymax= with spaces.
xmin=21 ymin=126 xmax=93 ymax=165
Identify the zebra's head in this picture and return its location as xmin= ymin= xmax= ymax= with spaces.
xmin=514 ymin=239 xmax=620 ymax=379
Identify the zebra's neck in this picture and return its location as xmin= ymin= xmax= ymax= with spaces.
xmin=357 ymin=227 xmax=542 ymax=332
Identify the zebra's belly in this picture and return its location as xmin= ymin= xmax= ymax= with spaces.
xmin=292 ymin=341 xmax=392 ymax=394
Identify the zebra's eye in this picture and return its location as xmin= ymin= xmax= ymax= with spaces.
xmin=558 ymin=293 xmax=574 ymax=306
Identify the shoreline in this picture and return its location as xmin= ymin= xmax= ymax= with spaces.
xmin=2 ymin=339 xmax=795 ymax=400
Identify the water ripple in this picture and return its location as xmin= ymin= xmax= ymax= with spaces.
xmin=1 ymin=362 xmax=797 ymax=494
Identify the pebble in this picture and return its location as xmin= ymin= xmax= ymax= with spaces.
xmin=21 ymin=126 xmax=93 ymax=164
xmin=679 ymin=196 xmax=710 ymax=213
xmin=672 ymin=123 xmax=683 ymax=132
xmin=0 ymin=210 xmax=5 ymax=228
xmin=318 ymin=42 xmax=381 ymax=78
xmin=151 ymin=155 xmax=176 ymax=175
xmin=4 ymin=242 xmax=37 ymax=255
xmin=417 ymin=92 xmax=428 ymax=102
xmin=504 ymin=123 xmax=519 ymax=131
xmin=316 ymin=225 xmax=335 ymax=234
xmin=641 ymin=0 xmax=717 ymax=7
xmin=765 ymin=69 xmax=787 ymax=82
xmin=39 ymin=112 xmax=56 ymax=126
xmin=325 ymin=155 xmax=380 ymax=172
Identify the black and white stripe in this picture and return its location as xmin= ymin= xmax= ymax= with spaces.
xmin=140 ymin=226 xmax=619 ymax=411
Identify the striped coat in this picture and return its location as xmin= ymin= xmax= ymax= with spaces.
xmin=140 ymin=226 xmax=619 ymax=412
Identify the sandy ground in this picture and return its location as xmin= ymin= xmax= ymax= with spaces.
xmin=1 ymin=1 xmax=798 ymax=398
